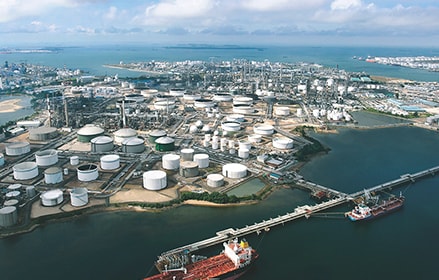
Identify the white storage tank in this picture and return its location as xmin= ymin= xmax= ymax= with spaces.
xmin=207 ymin=174 xmax=224 ymax=188
xmin=154 ymin=100 xmax=176 ymax=111
xmin=226 ymin=114 xmax=245 ymax=123
xmin=90 ymin=136 xmax=114 ymax=152
xmin=179 ymin=161 xmax=199 ymax=178
xmin=100 ymin=154 xmax=120 ymax=170
xmin=193 ymin=153 xmax=209 ymax=168
xmin=77 ymin=164 xmax=99 ymax=182
xmin=7 ymin=184 xmax=22 ymax=191
xmin=6 ymin=142 xmax=30 ymax=156
xmin=238 ymin=141 xmax=251 ymax=151
xmin=180 ymin=148 xmax=194 ymax=161
xmin=222 ymin=121 xmax=241 ymax=132
xmin=238 ymin=148 xmax=250 ymax=159
xmin=162 ymin=154 xmax=181 ymax=170
xmin=40 ymin=189 xmax=63 ymax=206
xmin=122 ymin=137 xmax=145 ymax=153
xmin=212 ymin=141 xmax=219 ymax=150
xmin=275 ymin=106 xmax=290 ymax=116
xmin=0 ymin=206 xmax=18 ymax=227
xmin=77 ymin=125 xmax=104 ymax=143
xmin=0 ymin=153 xmax=4 ymax=166
xmin=222 ymin=163 xmax=248 ymax=179
xmin=28 ymin=127 xmax=58 ymax=141
xmin=213 ymin=93 xmax=233 ymax=102
xmin=113 ymin=128 xmax=137 ymax=144
xmin=44 ymin=167 xmax=63 ymax=184
xmin=273 ymin=137 xmax=294 ymax=149
xmin=143 ymin=170 xmax=167 ymax=190
xmin=253 ymin=124 xmax=274 ymax=135
xmin=233 ymin=96 xmax=253 ymax=105
xmin=70 ymin=156 xmax=80 ymax=165
xmin=35 ymin=149 xmax=58 ymax=167
xmin=13 ymin=162 xmax=38 ymax=180
xmin=232 ymin=104 xmax=254 ymax=114
xmin=248 ymin=134 xmax=262 ymax=143
xmin=70 ymin=188 xmax=89 ymax=207
xmin=6 ymin=191 xmax=20 ymax=199
xmin=26 ymin=185 xmax=36 ymax=198
xmin=3 ymin=199 xmax=19 ymax=207
xmin=194 ymin=98 xmax=214 ymax=108
xmin=183 ymin=93 xmax=201 ymax=102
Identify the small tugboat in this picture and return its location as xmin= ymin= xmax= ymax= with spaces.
xmin=346 ymin=193 xmax=405 ymax=222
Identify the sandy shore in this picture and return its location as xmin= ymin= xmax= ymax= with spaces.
xmin=0 ymin=98 xmax=23 ymax=113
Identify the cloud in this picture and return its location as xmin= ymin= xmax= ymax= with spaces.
xmin=145 ymin=0 xmax=215 ymax=19
xmin=105 ymin=6 xmax=118 ymax=20
xmin=240 ymin=0 xmax=326 ymax=12
xmin=330 ymin=0 xmax=363 ymax=10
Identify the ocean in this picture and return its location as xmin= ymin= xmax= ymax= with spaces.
xmin=0 ymin=45 xmax=439 ymax=280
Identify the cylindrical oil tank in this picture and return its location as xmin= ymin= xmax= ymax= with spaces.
xmin=13 ymin=162 xmax=38 ymax=180
xmin=100 ymin=154 xmax=120 ymax=170
xmin=194 ymin=98 xmax=214 ymax=109
xmin=154 ymin=101 xmax=176 ymax=111
xmin=232 ymin=104 xmax=254 ymax=114
xmin=275 ymin=106 xmax=290 ymax=116
xmin=253 ymin=124 xmax=274 ymax=135
xmin=44 ymin=167 xmax=63 ymax=184
xmin=222 ymin=163 xmax=247 ymax=179
xmin=35 ymin=149 xmax=58 ymax=166
xmin=207 ymin=174 xmax=224 ymax=188
xmin=238 ymin=141 xmax=251 ymax=150
xmin=169 ymin=88 xmax=186 ymax=96
xmin=238 ymin=148 xmax=250 ymax=159
xmin=222 ymin=121 xmax=241 ymax=132
xmin=212 ymin=141 xmax=219 ymax=150
xmin=143 ymin=170 xmax=167 ymax=190
xmin=77 ymin=125 xmax=104 ymax=143
xmin=7 ymin=184 xmax=22 ymax=191
xmin=3 ymin=199 xmax=19 ymax=207
xmin=180 ymin=148 xmax=194 ymax=161
xmin=77 ymin=164 xmax=99 ymax=182
xmin=122 ymin=137 xmax=145 ymax=153
xmin=6 ymin=191 xmax=20 ymax=199
xmin=28 ymin=127 xmax=58 ymax=141
xmin=70 ymin=156 xmax=80 ymax=166
xmin=6 ymin=142 xmax=30 ymax=156
xmin=213 ymin=93 xmax=233 ymax=102
xmin=0 ymin=206 xmax=18 ymax=227
xmin=193 ymin=153 xmax=209 ymax=168
xmin=113 ymin=128 xmax=137 ymax=144
xmin=183 ymin=93 xmax=201 ymax=102
xmin=228 ymin=139 xmax=235 ymax=149
xmin=226 ymin=114 xmax=245 ymax=123
xmin=26 ymin=185 xmax=36 ymax=197
xmin=233 ymin=96 xmax=253 ymax=105
xmin=90 ymin=136 xmax=114 ymax=152
xmin=70 ymin=187 xmax=89 ymax=207
xmin=248 ymin=134 xmax=262 ymax=143
xmin=179 ymin=161 xmax=199 ymax=178
xmin=155 ymin=137 xmax=175 ymax=152
xmin=0 ymin=153 xmax=4 ymax=166
xmin=149 ymin=130 xmax=167 ymax=143
xmin=40 ymin=189 xmax=63 ymax=206
xmin=273 ymin=137 xmax=294 ymax=149
xmin=162 ymin=154 xmax=180 ymax=170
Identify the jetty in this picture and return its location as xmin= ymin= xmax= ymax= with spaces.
xmin=156 ymin=165 xmax=439 ymax=264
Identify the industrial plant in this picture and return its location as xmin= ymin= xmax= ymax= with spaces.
xmin=1 ymin=57 xmax=438 ymax=233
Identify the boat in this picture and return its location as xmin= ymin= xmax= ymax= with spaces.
xmin=144 ymin=238 xmax=258 ymax=280
xmin=346 ymin=194 xmax=405 ymax=222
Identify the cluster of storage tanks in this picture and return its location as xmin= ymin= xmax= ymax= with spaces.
xmin=311 ymin=108 xmax=351 ymax=122
xmin=0 ymin=184 xmax=37 ymax=227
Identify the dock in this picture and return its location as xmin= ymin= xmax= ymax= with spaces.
xmin=156 ymin=165 xmax=439 ymax=264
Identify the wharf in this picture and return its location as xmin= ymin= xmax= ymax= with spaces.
xmin=156 ymin=164 xmax=439 ymax=262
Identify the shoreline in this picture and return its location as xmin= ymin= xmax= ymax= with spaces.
xmin=0 ymin=98 xmax=24 ymax=113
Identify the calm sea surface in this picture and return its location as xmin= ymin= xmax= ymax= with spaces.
xmin=0 ymin=46 xmax=439 ymax=280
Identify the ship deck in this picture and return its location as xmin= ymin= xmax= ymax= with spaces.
xmin=145 ymin=251 xmax=257 ymax=280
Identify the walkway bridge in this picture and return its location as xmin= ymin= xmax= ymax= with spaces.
xmin=156 ymin=165 xmax=439 ymax=264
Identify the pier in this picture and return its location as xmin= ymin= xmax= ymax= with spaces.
xmin=156 ymin=165 xmax=439 ymax=264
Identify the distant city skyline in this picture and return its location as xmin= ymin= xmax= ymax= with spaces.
xmin=1 ymin=0 xmax=439 ymax=47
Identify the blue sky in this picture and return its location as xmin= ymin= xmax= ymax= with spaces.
xmin=1 ymin=0 xmax=438 ymax=47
